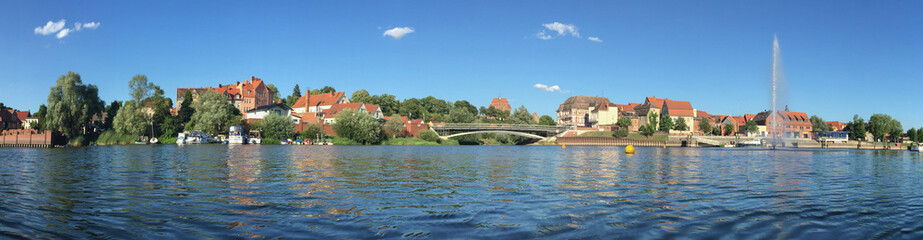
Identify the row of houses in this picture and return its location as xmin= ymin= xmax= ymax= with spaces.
xmin=177 ymin=77 xmax=424 ymax=137
xmin=556 ymin=95 xmax=818 ymax=138
xmin=0 ymin=109 xmax=36 ymax=130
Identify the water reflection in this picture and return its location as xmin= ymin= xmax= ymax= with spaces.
xmin=1 ymin=146 xmax=922 ymax=239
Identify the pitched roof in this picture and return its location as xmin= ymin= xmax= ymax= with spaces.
xmin=364 ymin=104 xmax=379 ymax=114
xmin=662 ymin=99 xmax=695 ymax=117
xmin=293 ymin=91 xmax=347 ymax=109
xmin=557 ymin=96 xmax=611 ymax=112
xmin=0 ymin=110 xmax=18 ymax=123
xmin=321 ymin=102 xmax=364 ymax=119
xmin=697 ymin=110 xmax=710 ymax=119
xmin=246 ymin=103 xmax=292 ymax=113
xmin=14 ymin=110 xmax=29 ymax=121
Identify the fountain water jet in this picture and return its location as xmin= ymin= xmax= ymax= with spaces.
xmin=770 ymin=35 xmax=789 ymax=148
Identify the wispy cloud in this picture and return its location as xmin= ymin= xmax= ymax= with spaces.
xmin=588 ymin=37 xmax=602 ymax=43
xmin=34 ymin=19 xmax=66 ymax=35
xmin=543 ymin=22 xmax=579 ymax=37
xmin=34 ymin=19 xmax=100 ymax=39
xmin=383 ymin=27 xmax=414 ymax=40
xmin=535 ymin=30 xmax=552 ymax=40
xmin=533 ymin=83 xmax=562 ymax=92
xmin=74 ymin=22 xmax=99 ymax=31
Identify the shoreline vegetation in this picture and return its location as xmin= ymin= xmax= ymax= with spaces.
xmin=5 ymin=71 xmax=922 ymax=149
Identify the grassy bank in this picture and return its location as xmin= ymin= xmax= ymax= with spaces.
xmin=94 ymin=131 xmax=136 ymax=145
xmin=381 ymin=138 xmax=439 ymax=145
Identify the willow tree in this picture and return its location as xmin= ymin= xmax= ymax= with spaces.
xmin=186 ymin=91 xmax=240 ymax=135
xmin=332 ymin=109 xmax=381 ymax=144
xmin=45 ymin=72 xmax=105 ymax=138
xmin=112 ymin=101 xmax=146 ymax=136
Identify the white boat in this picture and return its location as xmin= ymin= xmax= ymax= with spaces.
xmin=247 ymin=130 xmax=261 ymax=144
xmin=228 ymin=125 xmax=247 ymax=144
xmin=738 ymin=139 xmax=762 ymax=147
xmin=912 ymin=145 xmax=921 ymax=152
xmin=150 ymin=137 xmax=159 ymax=144
xmin=176 ymin=130 xmax=212 ymax=144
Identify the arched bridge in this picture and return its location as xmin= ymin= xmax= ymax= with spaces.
xmin=431 ymin=123 xmax=571 ymax=140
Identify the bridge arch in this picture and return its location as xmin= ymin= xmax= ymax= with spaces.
xmin=441 ymin=130 xmax=546 ymax=139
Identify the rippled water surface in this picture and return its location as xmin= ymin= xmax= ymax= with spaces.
xmin=2 ymin=145 xmax=923 ymax=239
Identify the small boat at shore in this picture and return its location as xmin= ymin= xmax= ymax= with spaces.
xmin=738 ymin=139 xmax=762 ymax=147
xmin=912 ymin=145 xmax=921 ymax=152
xmin=228 ymin=126 xmax=247 ymax=144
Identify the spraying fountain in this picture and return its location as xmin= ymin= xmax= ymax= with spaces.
xmin=769 ymin=35 xmax=788 ymax=149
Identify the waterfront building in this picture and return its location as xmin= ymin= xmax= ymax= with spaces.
xmin=635 ymin=96 xmax=701 ymax=134
xmin=245 ymin=103 xmax=301 ymax=125
xmin=614 ymin=103 xmax=641 ymax=132
xmin=0 ymin=110 xmax=22 ymax=129
xmin=752 ymin=107 xmax=813 ymax=138
xmin=176 ymin=76 xmax=275 ymax=115
xmin=556 ymin=96 xmax=613 ymax=126
xmin=489 ymin=98 xmax=512 ymax=112
xmin=291 ymin=91 xmax=349 ymax=114
xmin=319 ymin=102 xmax=384 ymax=124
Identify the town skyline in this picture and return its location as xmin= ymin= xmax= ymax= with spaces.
xmin=2 ymin=1 xmax=921 ymax=127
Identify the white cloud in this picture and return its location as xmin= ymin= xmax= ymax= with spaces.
xmin=383 ymin=27 xmax=414 ymax=39
xmin=536 ymin=30 xmax=552 ymax=40
xmin=588 ymin=37 xmax=602 ymax=42
xmin=533 ymin=83 xmax=562 ymax=92
xmin=34 ymin=19 xmax=66 ymax=35
xmin=34 ymin=19 xmax=100 ymax=39
xmin=81 ymin=22 xmax=99 ymax=30
xmin=56 ymin=28 xmax=71 ymax=39
xmin=543 ymin=22 xmax=579 ymax=37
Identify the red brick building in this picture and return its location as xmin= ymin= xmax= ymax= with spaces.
xmin=489 ymin=98 xmax=512 ymax=112
xmin=176 ymin=76 xmax=274 ymax=115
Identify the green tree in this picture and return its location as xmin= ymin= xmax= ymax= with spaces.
xmin=33 ymin=104 xmax=47 ymax=130
xmin=745 ymin=120 xmax=758 ymax=134
xmin=259 ymin=112 xmax=295 ymax=140
xmin=266 ymin=84 xmax=281 ymax=103
xmin=399 ymin=98 xmax=427 ymax=120
xmin=810 ymin=115 xmax=832 ymax=131
xmin=0 ymin=102 xmax=10 ymax=110
xmin=177 ymin=91 xmax=195 ymax=126
xmin=484 ymin=106 xmax=510 ymax=120
xmin=659 ymin=114 xmax=674 ymax=131
xmin=510 ymin=105 xmax=534 ymax=124
xmin=698 ymin=119 xmax=712 ymax=135
xmin=351 ymin=89 xmax=372 ymax=103
xmin=129 ymin=75 xmax=154 ymax=107
xmin=186 ymin=91 xmax=241 ymax=135
xmin=916 ymin=128 xmax=923 ymax=143
xmin=846 ymin=115 xmax=866 ymax=141
xmin=299 ymin=123 xmax=324 ymax=141
xmin=711 ymin=124 xmax=721 ymax=136
xmin=320 ymin=86 xmax=336 ymax=94
xmin=286 ymin=84 xmax=302 ymax=107
xmin=384 ymin=114 xmax=404 ymax=137
xmin=613 ymin=128 xmax=629 ymax=138
xmin=112 ymin=101 xmax=146 ymax=136
xmin=908 ymin=127 xmax=917 ymax=143
xmin=373 ymin=94 xmax=400 ymax=116
xmin=453 ymin=100 xmax=478 ymax=116
xmin=887 ymin=119 xmax=902 ymax=142
xmin=45 ymin=72 xmax=105 ymax=139
xmin=332 ymin=109 xmax=381 ymax=144
xmin=447 ymin=107 xmax=475 ymax=123
xmin=648 ymin=113 xmax=659 ymax=131
xmin=103 ymin=101 xmax=121 ymax=130
xmin=673 ymin=117 xmax=688 ymax=131
xmin=868 ymin=114 xmax=894 ymax=142
xmin=416 ymin=129 xmax=440 ymax=143
xmin=540 ymin=115 xmax=557 ymax=126
xmin=724 ymin=124 xmax=735 ymax=136
xmin=639 ymin=124 xmax=656 ymax=138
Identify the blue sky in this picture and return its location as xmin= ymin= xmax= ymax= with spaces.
xmin=2 ymin=1 xmax=921 ymax=127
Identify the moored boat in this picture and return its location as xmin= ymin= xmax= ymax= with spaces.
xmin=228 ymin=125 xmax=247 ymax=144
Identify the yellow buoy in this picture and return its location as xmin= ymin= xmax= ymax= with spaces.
xmin=561 ymin=144 xmax=566 ymax=149
xmin=625 ymin=145 xmax=635 ymax=154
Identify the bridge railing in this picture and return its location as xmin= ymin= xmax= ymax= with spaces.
xmin=431 ymin=123 xmax=567 ymax=132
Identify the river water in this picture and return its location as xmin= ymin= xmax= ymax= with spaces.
xmin=1 ymin=145 xmax=922 ymax=239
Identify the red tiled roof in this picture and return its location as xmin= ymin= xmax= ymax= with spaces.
xmin=322 ymin=102 xmax=364 ymax=119
xmin=663 ymin=99 xmax=695 ymax=117
xmin=293 ymin=92 xmax=347 ymax=109
xmin=645 ymin=97 xmax=666 ymax=109
xmin=364 ymin=104 xmax=379 ymax=114
xmin=826 ymin=121 xmax=846 ymax=130
xmin=697 ymin=110 xmax=710 ymax=119
xmin=15 ymin=110 xmax=29 ymax=121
